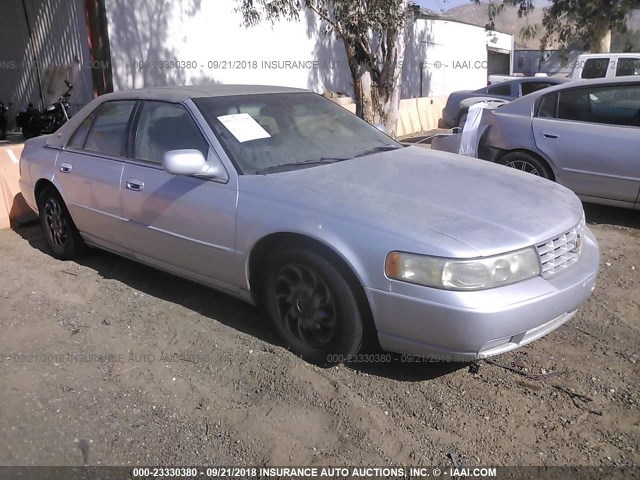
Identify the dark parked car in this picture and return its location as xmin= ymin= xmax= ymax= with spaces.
xmin=441 ymin=77 xmax=568 ymax=128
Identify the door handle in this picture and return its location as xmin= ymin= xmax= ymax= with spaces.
xmin=59 ymin=162 xmax=72 ymax=173
xmin=126 ymin=178 xmax=144 ymax=191
xmin=542 ymin=133 xmax=558 ymax=139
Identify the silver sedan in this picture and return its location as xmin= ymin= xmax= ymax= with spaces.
xmin=438 ymin=77 xmax=640 ymax=210
xmin=19 ymin=85 xmax=599 ymax=364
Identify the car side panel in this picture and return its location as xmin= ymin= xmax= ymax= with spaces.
xmin=120 ymin=161 xmax=241 ymax=290
xmin=53 ymin=149 xmax=129 ymax=253
xmin=532 ymin=118 xmax=640 ymax=204
xmin=480 ymin=111 xmax=560 ymax=173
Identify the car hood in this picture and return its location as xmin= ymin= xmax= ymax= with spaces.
xmin=240 ymin=147 xmax=584 ymax=257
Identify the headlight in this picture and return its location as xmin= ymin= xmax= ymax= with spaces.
xmin=385 ymin=248 xmax=541 ymax=291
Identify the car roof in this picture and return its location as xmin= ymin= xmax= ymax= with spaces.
xmin=473 ymin=76 xmax=567 ymax=93
xmin=576 ymin=53 xmax=640 ymax=58
xmin=45 ymin=84 xmax=312 ymax=148
xmin=100 ymin=84 xmax=310 ymax=103
xmin=492 ymin=76 xmax=640 ymax=116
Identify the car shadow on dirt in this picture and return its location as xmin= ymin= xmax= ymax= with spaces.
xmin=584 ymin=203 xmax=640 ymax=229
xmin=13 ymin=223 xmax=466 ymax=382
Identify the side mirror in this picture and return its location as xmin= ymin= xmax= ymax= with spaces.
xmin=373 ymin=123 xmax=388 ymax=134
xmin=162 ymin=149 xmax=227 ymax=181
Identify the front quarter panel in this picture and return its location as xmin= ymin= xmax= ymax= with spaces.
xmin=234 ymin=183 xmax=473 ymax=293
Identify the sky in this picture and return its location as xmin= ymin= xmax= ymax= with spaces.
xmin=415 ymin=0 xmax=550 ymax=13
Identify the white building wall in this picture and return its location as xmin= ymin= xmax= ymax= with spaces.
xmin=105 ymin=0 xmax=352 ymax=95
xmin=105 ymin=1 xmax=512 ymax=99
xmin=403 ymin=18 xmax=491 ymax=98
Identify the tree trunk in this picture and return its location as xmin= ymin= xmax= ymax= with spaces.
xmin=344 ymin=40 xmax=383 ymax=126
xmin=589 ymin=19 xmax=611 ymax=53
xmin=592 ymin=24 xmax=612 ymax=53
xmin=380 ymin=23 xmax=407 ymax=137
xmin=341 ymin=2 xmax=409 ymax=137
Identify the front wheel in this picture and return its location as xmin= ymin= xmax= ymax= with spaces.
xmin=498 ymin=151 xmax=553 ymax=180
xmin=262 ymin=248 xmax=364 ymax=365
xmin=37 ymin=187 xmax=85 ymax=260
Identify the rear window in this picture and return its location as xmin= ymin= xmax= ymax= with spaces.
xmin=487 ymin=83 xmax=511 ymax=96
xmin=521 ymin=82 xmax=554 ymax=96
xmin=581 ymin=58 xmax=609 ymax=79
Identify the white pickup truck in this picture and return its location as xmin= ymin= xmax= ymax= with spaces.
xmin=570 ymin=53 xmax=640 ymax=80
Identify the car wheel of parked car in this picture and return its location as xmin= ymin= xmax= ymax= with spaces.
xmin=22 ymin=126 xmax=39 ymax=139
xmin=499 ymin=152 xmax=552 ymax=180
xmin=262 ymin=248 xmax=364 ymax=365
xmin=37 ymin=186 xmax=85 ymax=260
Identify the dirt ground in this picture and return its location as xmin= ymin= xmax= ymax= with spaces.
xmin=0 ymin=203 xmax=638 ymax=468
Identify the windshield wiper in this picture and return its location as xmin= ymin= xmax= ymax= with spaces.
xmin=353 ymin=145 xmax=401 ymax=158
xmin=256 ymin=157 xmax=347 ymax=174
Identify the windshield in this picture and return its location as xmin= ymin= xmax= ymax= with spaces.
xmin=193 ymin=92 xmax=400 ymax=174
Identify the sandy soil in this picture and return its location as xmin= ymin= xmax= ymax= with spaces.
xmin=0 ymin=203 xmax=638 ymax=467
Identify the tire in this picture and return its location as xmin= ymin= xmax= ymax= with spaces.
xmin=457 ymin=113 xmax=468 ymax=129
xmin=22 ymin=126 xmax=38 ymax=139
xmin=498 ymin=151 xmax=553 ymax=180
xmin=262 ymin=248 xmax=364 ymax=366
xmin=37 ymin=186 xmax=85 ymax=260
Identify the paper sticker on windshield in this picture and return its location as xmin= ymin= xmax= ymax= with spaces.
xmin=217 ymin=113 xmax=271 ymax=143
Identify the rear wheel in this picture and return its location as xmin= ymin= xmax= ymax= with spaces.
xmin=262 ymin=248 xmax=364 ymax=365
xmin=498 ymin=151 xmax=553 ymax=180
xmin=22 ymin=125 xmax=39 ymax=139
xmin=37 ymin=186 xmax=84 ymax=260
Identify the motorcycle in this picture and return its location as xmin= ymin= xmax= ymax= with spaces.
xmin=0 ymin=100 xmax=11 ymax=140
xmin=16 ymin=80 xmax=73 ymax=139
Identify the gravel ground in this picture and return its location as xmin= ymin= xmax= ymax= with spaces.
xmin=0 ymin=203 xmax=638 ymax=467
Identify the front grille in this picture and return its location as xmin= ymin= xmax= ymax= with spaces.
xmin=536 ymin=218 xmax=585 ymax=279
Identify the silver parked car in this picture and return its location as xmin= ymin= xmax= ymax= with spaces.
xmin=19 ymin=85 xmax=599 ymax=364
xmin=434 ymin=77 xmax=640 ymax=210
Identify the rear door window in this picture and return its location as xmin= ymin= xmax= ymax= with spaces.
xmin=557 ymin=85 xmax=640 ymax=127
xmin=616 ymin=58 xmax=640 ymax=77
xmin=521 ymin=82 xmax=555 ymax=96
xmin=581 ymin=58 xmax=609 ymax=79
xmin=67 ymin=112 xmax=96 ymax=149
xmin=537 ymin=93 xmax=558 ymax=118
xmin=84 ymin=101 xmax=136 ymax=156
xmin=487 ymin=83 xmax=511 ymax=96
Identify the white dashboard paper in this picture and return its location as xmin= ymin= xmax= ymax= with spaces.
xmin=217 ymin=113 xmax=271 ymax=143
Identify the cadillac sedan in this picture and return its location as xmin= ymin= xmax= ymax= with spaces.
xmin=19 ymin=85 xmax=599 ymax=365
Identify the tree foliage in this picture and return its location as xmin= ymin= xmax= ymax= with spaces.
xmin=539 ymin=0 xmax=639 ymax=52
xmin=235 ymin=0 xmax=411 ymax=133
xmin=485 ymin=0 xmax=640 ymax=53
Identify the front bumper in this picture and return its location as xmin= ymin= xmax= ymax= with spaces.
xmin=366 ymin=227 xmax=599 ymax=361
